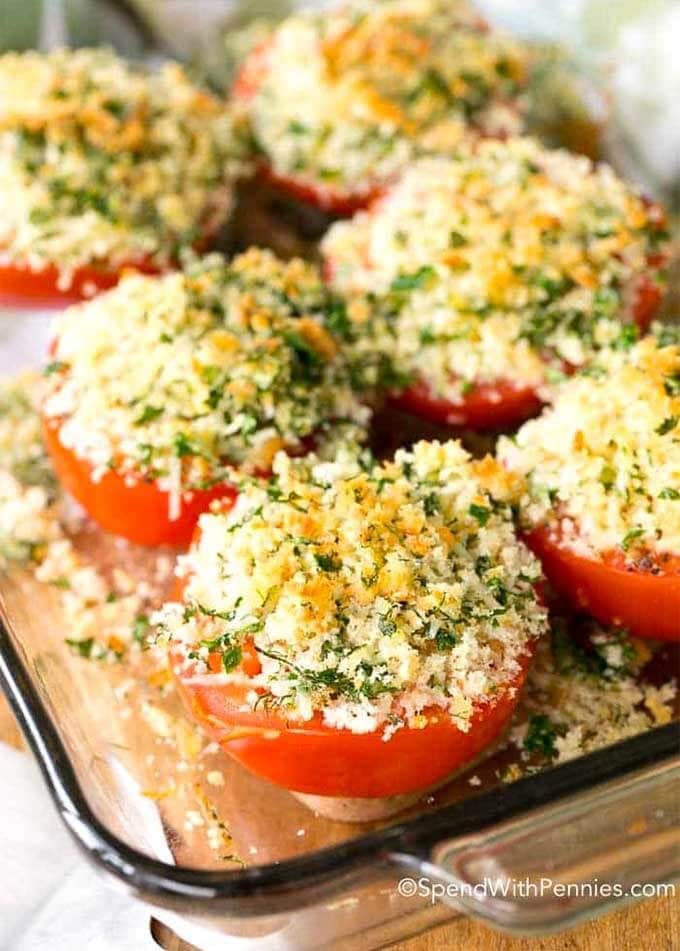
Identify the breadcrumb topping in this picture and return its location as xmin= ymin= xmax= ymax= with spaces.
xmin=511 ymin=620 xmax=676 ymax=766
xmin=499 ymin=333 xmax=680 ymax=559
xmin=43 ymin=249 xmax=370 ymax=497
xmin=323 ymin=138 xmax=667 ymax=401
xmin=239 ymin=0 xmax=528 ymax=193
xmin=0 ymin=48 xmax=246 ymax=281
xmin=157 ymin=440 xmax=547 ymax=735
xmin=0 ymin=370 xmax=676 ymax=814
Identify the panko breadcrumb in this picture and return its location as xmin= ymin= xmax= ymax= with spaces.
xmin=156 ymin=440 xmax=547 ymax=735
xmin=0 ymin=48 xmax=246 ymax=283
xmin=323 ymin=138 xmax=667 ymax=403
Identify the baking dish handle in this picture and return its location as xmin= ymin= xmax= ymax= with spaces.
xmin=387 ymin=753 xmax=679 ymax=935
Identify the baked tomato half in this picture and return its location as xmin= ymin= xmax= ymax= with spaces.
xmin=43 ymin=419 xmax=237 ymax=547
xmin=233 ymin=40 xmax=379 ymax=217
xmin=172 ymin=644 xmax=533 ymax=799
xmin=526 ymin=524 xmax=680 ymax=642
xmin=0 ymin=257 xmax=162 ymax=310
xmin=387 ymin=265 xmax=665 ymax=433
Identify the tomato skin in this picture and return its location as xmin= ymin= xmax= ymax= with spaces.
xmin=256 ymin=161 xmax=381 ymax=217
xmin=0 ymin=258 xmax=162 ymax=310
xmin=389 ymin=377 xmax=544 ymax=431
xmin=43 ymin=419 xmax=237 ymax=547
xmin=173 ymin=648 xmax=533 ymax=799
xmin=526 ymin=525 xmax=680 ymax=642
xmin=632 ymin=271 xmax=664 ymax=332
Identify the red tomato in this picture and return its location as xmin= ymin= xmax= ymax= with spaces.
xmin=43 ymin=419 xmax=237 ymax=547
xmin=632 ymin=271 xmax=665 ymax=332
xmin=526 ymin=525 xmax=680 ymax=642
xmin=257 ymin=161 xmax=381 ymax=217
xmin=172 ymin=641 xmax=534 ymax=799
xmin=389 ymin=377 xmax=544 ymax=431
xmin=0 ymin=257 xmax=162 ymax=310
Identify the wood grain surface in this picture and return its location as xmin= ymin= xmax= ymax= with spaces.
xmin=1 ymin=692 xmax=676 ymax=950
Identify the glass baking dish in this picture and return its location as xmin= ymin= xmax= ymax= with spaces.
xmin=1 ymin=309 xmax=679 ymax=950
xmin=0 ymin=592 xmax=678 ymax=948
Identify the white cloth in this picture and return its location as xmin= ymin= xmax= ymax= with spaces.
xmin=0 ymin=743 xmax=287 ymax=950
xmin=0 ymin=743 xmax=156 ymax=951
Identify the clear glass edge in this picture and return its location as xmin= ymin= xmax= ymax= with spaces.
xmin=1 ymin=608 xmax=678 ymax=931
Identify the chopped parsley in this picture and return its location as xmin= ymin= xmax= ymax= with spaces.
xmin=656 ymin=416 xmax=678 ymax=436
xmin=524 ymin=714 xmax=558 ymax=758
xmin=390 ymin=266 xmax=436 ymax=293
xmin=468 ymin=503 xmax=491 ymax=526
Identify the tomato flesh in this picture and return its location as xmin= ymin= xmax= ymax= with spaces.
xmin=632 ymin=271 xmax=664 ymax=332
xmin=0 ymin=258 xmax=162 ymax=310
xmin=526 ymin=525 xmax=680 ymax=642
xmin=43 ymin=420 xmax=237 ymax=547
xmin=173 ymin=645 xmax=533 ymax=799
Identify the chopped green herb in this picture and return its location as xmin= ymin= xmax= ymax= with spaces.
xmin=524 ymin=714 xmax=557 ymax=757
xmin=134 ymin=405 xmax=163 ymax=426
xmin=222 ymin=645 xmax=243 ymax=673
xmin=390 ymin=266 xmax=436 ymax=293
xmin=423 ymin=492 xmax=440 ymax=516
xmin=468 ymin=503 xmax=491 ymax=526
xmin=314 ymin=553 xmax=343 ymax=573
xmin=612 ymin=324 xmax=638 ymax=351
xmin=173 ymin=432 xmax=199 ymax=458
xmin=287 ymin=119 xmax=308 ymax=135
xmin=66 ymin=636 xmax=95 ymax=659
xmin=664 ymin=372 xmax=680 ymax=398
xmin=656 ymin=416 xmax=678 ymax=436
xmin=448 ymin=230 xmax=468 ymax=247
xmin=621 ymin=527 xmax=644 ymax=551
xmin=132 ymin=614 xmax=150 ymax=645
xmin=44 ymin=361 xmax=68 ymax=375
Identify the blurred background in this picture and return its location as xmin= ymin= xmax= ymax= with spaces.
xmin=0 ymin=0 xmax=678 ymax=210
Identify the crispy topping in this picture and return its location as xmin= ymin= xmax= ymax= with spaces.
xmin=43 ymin=249 xmax=370 ymax=495
xmin=323 ymin=138 xmax=667 ymax=400
xmin=499 ymin=333 xmax=680 ymax=559
xmin=239 ymin=0 xmax=528 ymax=192
xmin=0 ymin=48 xmax=247 ymax=279
xmin=157 ymin=440 xmax=546 ymax=735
